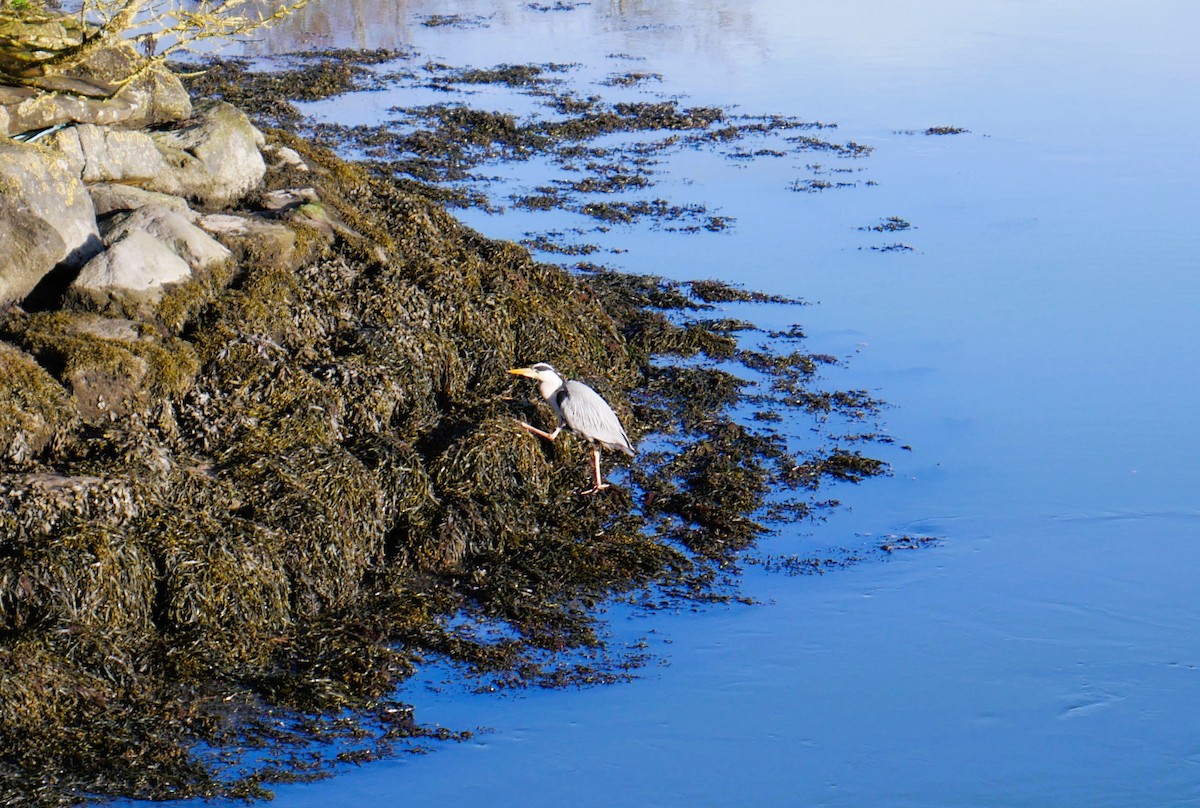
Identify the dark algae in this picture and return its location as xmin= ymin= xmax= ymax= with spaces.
xmin=0 ymin=50 xmax=923 ymax=805
xmin=183 ymin=51 xmax=874 ymax=250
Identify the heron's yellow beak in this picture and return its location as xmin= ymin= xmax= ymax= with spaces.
xmin=508 ymin=367 xmax=537 ymax=379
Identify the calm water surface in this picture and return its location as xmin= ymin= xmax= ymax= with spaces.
xmin=179 ymin=2 xmax=1200 ymax=805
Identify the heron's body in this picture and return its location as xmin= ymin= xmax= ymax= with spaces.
xmin=509 ymin=363 xmax=634 ymax=494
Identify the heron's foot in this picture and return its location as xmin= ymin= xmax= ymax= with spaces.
xmin=579 ymin=482 xmax=612 ymax=496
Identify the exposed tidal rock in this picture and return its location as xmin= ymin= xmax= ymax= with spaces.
xmin=199 ymin=212 xmax=299 ymax=268
xmin=0 ymin=138 xmax=102 ymax=304
xmin=147 ymin=100 xmax=266 ymax=208
xmin=0 ymin=201 xmax=64 ymax=306
xmin=2 ymin=308 xmax=200 ymax=425
xmin=101 ymin=53 xmax=193 ymax=128
xmin=0 ymin=41 xmax=191 ymax=136
xmin=100 ymin=205 xmax=231 ymax=274
xmin=88 ymin=181 xmax=199 ymax=220
xmin=47 ymin=122 xmax=166 ymax=184
xmin=260 ymin=186 xmax=319 ymax=214
xmin=261 ymin=142 xmax=309 ymax=172
xmin=1 ymin=84 xmax=132 ymax=134
xmin=67 ymin=228 xmax=192 ymax=315
xmin=0 ymin=342 xmax=78 ymax=464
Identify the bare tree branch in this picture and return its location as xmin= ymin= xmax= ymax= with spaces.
xmin=2 ymin=0 xmax=307 ymax=87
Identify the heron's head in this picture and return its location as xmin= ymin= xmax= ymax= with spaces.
xmin=508 ymin=362 xmax=562 ymax=384
xmin=509 ymin=362 xmax=565 ymax=399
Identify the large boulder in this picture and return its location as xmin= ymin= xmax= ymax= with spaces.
xmin=88 ymin=182 xmax=198 ymax=220
xmin=0 ymin=138 xmax=102 ymax=304
xmin=67 ymin=207 xmax=235 ymax=329
xmin=67 ymin=228 xmax=192 ymax=316
xmin=148 ymin=100 xmax=266 ymax=209
xmin=0 ymin=40 xmax=191 ymax=136
xmin=0 ymin=202 xmax=65 ymax=307
xmin=48 ymin=123 xmax=166 ymax=184
xmin=101 ymin=206 xmax=230 ymax=274
xmin=65 ymin=40 xmax=192 ymax=128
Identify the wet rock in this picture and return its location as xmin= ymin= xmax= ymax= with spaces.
xmin=0 ymin=138 xmax=102 ymax=280
xmin=67 ymin=348 xmax=150 ymax=420
xmin=67 ymin=228 xmax=192 ymax=315
xmin=47 ymin=122 xmax=166 ymax=184
xmin=148 ymin=100 xmax=266 ymax=208
xmin=3 ymin=308 xmax=200 ymax=424
xmin=88 ymin=181 xmax=198 ymax=220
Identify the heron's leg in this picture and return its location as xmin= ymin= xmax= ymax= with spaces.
xmin=514 ymin=420 xmax=562 ymax=442
xmin=580 ymin=446 xmax=611 ymax=495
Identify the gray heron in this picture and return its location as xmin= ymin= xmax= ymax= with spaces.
xmin=508 ymin=362 xmax=635 ymax=494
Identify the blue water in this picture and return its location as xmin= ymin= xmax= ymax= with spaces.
xmin=170 ymin=1 xmax=1200 ymax=805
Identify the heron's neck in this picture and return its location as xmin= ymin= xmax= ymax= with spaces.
xmin=539 ymin=376 xmax=564 ymax=401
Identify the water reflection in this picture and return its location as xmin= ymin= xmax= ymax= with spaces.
xmin=175 ymin=1 xmax=1200 ymax=806
xmin=241 ymin=0 xmax=772 ymax=62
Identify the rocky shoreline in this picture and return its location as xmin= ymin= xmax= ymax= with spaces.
xmin=1 ymin=24 xmax=891 ymax=805
xmin=2 ymin=38 xmax=643 ymax=802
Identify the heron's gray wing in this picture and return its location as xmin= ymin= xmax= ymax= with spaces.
xmin=560 ymin=380 xmax=635 ymax=455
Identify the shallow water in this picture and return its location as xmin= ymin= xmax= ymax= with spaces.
xmin=165 ymin=1 xmax=1200 ymax=805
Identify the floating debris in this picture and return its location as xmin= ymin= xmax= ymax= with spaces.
xmin=925 ymin=125 xmax=970 ymax=136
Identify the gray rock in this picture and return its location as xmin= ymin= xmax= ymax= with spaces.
xmin=67 ymin=313 xmax=142 ymax=342
xmin=108 ymin=60 xmax=193 ymax=128
xmin=0 ymin=138 xmax=103 ymax=271
xmin=0 ymin=86 xmax=36 ymax=106
xmin=68 ymin=228 xmax=192 ymax=312
xmin=3 ymin=87 xmax=136 ymax=135
xmin=262 ymin=143 xmax=309 ymax=172
xmin=0 ymin=204 xmax=66 ymax=307
xmin=88 ymin=182 xmax=198 ymax=220
xmin=198 ymin=213 xmax=299 ymax=268
xmin=260 ymin=187 xmax=319 ymax=213
xmin=1 ymin=42 xmax=192 ymax=137
xmin=48 ymin=123 xmax=166 ymax=184
xmin=102 ymin=206 xmax=231 ymax=273
xmin=148 ymin=100 xmax=266 ymax=208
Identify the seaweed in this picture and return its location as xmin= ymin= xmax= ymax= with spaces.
xmin=0 ymin=54 xmax=907 ymax=805
xmin=183 ymin=52 xmax=871 ymax=225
